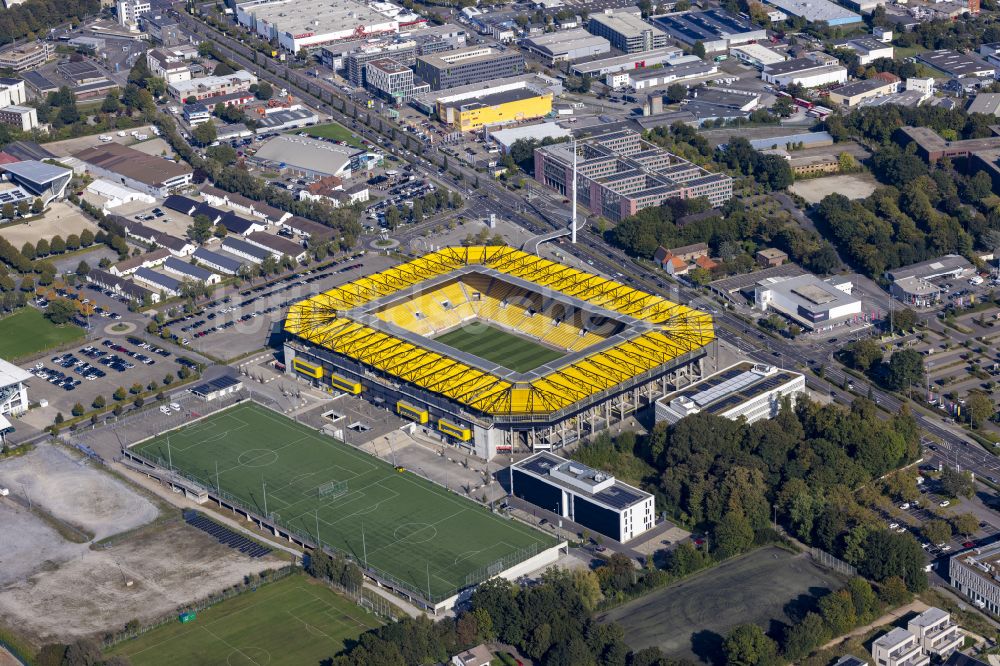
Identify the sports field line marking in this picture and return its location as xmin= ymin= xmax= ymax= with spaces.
xmin=363 ymin=505 xmax=467 ymax=558
xmin=199 ymin=623 xmax=267 ymax=666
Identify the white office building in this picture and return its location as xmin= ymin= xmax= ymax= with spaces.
xmin=511 ymin=452 xmax=655 ymax=543
xmin=116 ymin=0 xmax=151 ymax=26
xmin=655 ymin=362 xmax=805 ymax=425
xmin=762 ymin=57 xmax=848 ymax=88
xmin=755 ymin=273 xmax=862 ymax=330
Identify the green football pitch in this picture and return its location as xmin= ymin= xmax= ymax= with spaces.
xmin=108 ymin=574 xmax=381 ymax=666
xmin=434 ymin=323 xmax=565 ymax=372
xmin=131 ymin=403 xmax=555 ymax=601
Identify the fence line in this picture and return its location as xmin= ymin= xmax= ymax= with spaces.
xmin=809 ymin=547 xmax=857 ymax=577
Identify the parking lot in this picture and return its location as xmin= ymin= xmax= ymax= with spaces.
xmin=163 ymin=252 xmax=398 ymax=360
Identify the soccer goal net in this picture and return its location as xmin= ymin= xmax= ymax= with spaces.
xmin=317 ymin=480 xmax=348 ymax=499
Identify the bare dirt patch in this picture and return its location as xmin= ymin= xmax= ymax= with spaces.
xmin=0 ymin=500 xmax=82 ymax=588
xmin=0 ymin=444 xmax=158 ymax=541
xmin=789 ymin=173 xmax=879 ymax=204
xmin=0 ymin=517 xmax=281 ymax=647
xmin=0 ymin=201 xmax=99 ymax=247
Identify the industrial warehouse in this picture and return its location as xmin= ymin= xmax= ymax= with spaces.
xmin=283 ymin=246 xmax=716 ymax=459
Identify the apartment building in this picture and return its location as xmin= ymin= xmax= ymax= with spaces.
xmin=534 ymin=129 xmax=732 ymax=221
xmin=872 ymin=628 xmax=929 ymax=666
xmin=907 ymin=608 xmax=963 ymax=660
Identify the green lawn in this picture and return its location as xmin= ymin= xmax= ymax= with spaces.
xmin=0 ymin=307 xmax=84 ymax=361
xmin=435 ymin=323 xmax=566 ymax=373
xmin=296 ymin=122 xmax=366 ymax=149
xmin=131 ymin=403 xmax=555 ymax=601
xmin=108 ymin=574 xmax=382 ymax=666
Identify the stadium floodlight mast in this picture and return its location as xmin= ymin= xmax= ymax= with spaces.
xmin=262 ymin=479 xmax=268 ymax=517
xmin=570 ymin=139 xmax=578 ymax=245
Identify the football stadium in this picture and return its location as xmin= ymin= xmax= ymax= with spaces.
xmin=284 ymin=246 xmax=716 ymax=458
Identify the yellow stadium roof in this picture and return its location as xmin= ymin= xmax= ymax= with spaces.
xmin=285 ymin=246 xmax=714 ymax=418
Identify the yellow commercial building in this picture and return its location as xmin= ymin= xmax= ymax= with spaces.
xmin=439 ymin=88 xmax=553 ymax=132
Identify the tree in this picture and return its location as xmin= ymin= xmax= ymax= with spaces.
xmin=101 ymin=93 xmax=121 ymax=114
xmin=213 ymin=62 xmax=235 ymax=76
xmin=818 ymin=590 xmax=857 ymax=635
xmin=192 ymin=121 xmax=217 ymax=146
xmin=1 ymin=203 xmax=13 ymax=220
xmin=31 ymin=198 xmax=44 ymax=215
xmin=922 ymin=519 xmax=952 ymax=545
xmin=71 ymin=403 xmax=84 ymax=417
xmin=19 ymin=275 xmax=33 ymax=292
xmin=953 ymin=513 xmax=980 ymax=537
xmin=113 ymin=387 xmax=127 ymax=402
xmin=858 ymin=530 xmax=927 ymax=592
xmin=80 ymin=229 xmax=94 ymax=247
xmin=44 ymin=299 xmax=77 ymax=325
xmin=713 ymin=510 xmax=754 ymax=559
xmin=187 ymin=214 xmax=214 ymax=243
xmin=65 ymin=234 xmax=80 ymax=251
xmin=76 ymin=260 xmax=90 ymax=276
xmin=722 ymin=624 xmax=778 ymax=666
xmin=846 ymin=338 xmax=882 ymax=372
xmin=665 ymin=84 xmax=687 ymax=103
xmin=940 ymin=466 xmax=974 ymax=498
xmin=891 ymin=308 xmax=917 ymax=333
xmin=255 ymin=82 xmax=273 ymax=100
xmin=691 ymin=40 xmax=706 ymax=59
xmin=884 ymin=349 xmax=924 ymax=391
xmin=92 ymin=395 xmax=106 ymax=409
xmin=879 ymin=576 xmax=912 ymax=606
xmin=964 ymin=392 xmax=994 ymax=428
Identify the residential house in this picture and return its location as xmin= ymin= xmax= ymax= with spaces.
xmin=451 ymin=645 xmax=493 ymax=666
xmin=757 ymin=248 xmax=788 ymax=267
xmin=907 ymin=608 xmax=962 ymax=660
xmin=871 ymin=627 xmax=929 ymax=666
xmin=668 ymin=242 xmax=709 ymax=261
xmin=110 ymin=248 xmax=171 ymax=276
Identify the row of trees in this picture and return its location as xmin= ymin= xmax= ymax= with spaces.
xmin=0 ymin=197 xmax=43 ymax=220
xmin=21 ymin=231 xmax=94 ymax=260
xmin=0 ymin=0 xmax=100 ymax=47
xmin=326 ymin=568 xmax=686 ymax=666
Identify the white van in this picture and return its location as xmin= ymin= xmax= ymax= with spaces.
xmin=159 ymin=405 xmax=171 ymax=415
xmin=170 ymin=402 xmax=181 ymax=412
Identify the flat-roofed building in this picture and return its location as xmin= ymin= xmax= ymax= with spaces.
xmin=651 ymin=9 xmax=766 ymax=52
xmin=415 ymin=47 xmax=525 ymax=90
xmin=146 ymin=48 xmax=191 ymax=83
xmin=950 ymin=541 xmax=1000 ymax=615
xmin=0 ymin=105 xmax=37 ymax=132
xmin=570 ymin=47 xmax=687 ymax=76
xmin=872 ymin=628 xmax=929 ymax=666
xmin=760 ymin=0 xmax=861 ymax=25
xmin=907 ymin=608 xmax=962 ymax=659
xmin=655 ymin=362 xmax=805 ymax=425
xmin=521 ymin=29 xmax=611 ymax=64
xmin=890 ymin=275 xmax=942 ymax=308
xmin=535 ymin=129 xmax=732 ymax=221
xmin=885 ymin=254 xmax=974 ymax=282
xmin=730 ymin=43 xmax=787 ymax=68
xmin=168 ymin=70 xmax=257 ymax=101
xmin=364 ymin=58 xmax=415 ymax=104
xmin=251 ymin=134 xmax=364 ymax=179
xmin=489 ymin=122 xmax=573 ymax=153
xmin=919 ymin=49 xmax=995 ymax=79
xmin=0 ymin=41 xmax=54 ymax=71
xmin=828 ymin=77 xmax=899 ymax=107
xmin=606 ymin=60 xmax=718 ymax=91
xmin=411 ymin=74 xmax=562 ymax=115
xmin=235 ymin=0 xmax=413 ymax=54
xmin=439 ymin=86 xmax=553 ymax=132
xmin=762 ymin=57 xmax=848 ymax=88
xmin=74 ymin=143 xmax=193 ymax=197
xmin=0 ymin=78 xmax=26 ymax=107
xmin=587 ymin=10 xmax=669 ymax=53
xmin=510 ymin=451 xmax=655 ymax=542
xmin=755 ymin=273 xmax=862 ymax=330
xmin=837 ymin=36 xmax=893 ymax=65
xmin=0 ymin=357 xmax=31 ymax=420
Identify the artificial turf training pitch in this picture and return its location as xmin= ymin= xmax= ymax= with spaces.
xmin=108 ymin=573 xmax=382 ymax=666
xmin=132 ymin=402 xmax=555 ymax=601
xmin=434 ymin=323 xmax=565 ymax=373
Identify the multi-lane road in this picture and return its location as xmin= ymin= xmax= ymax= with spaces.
xmin=171 ymin=8 xmax=999 ymax=483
